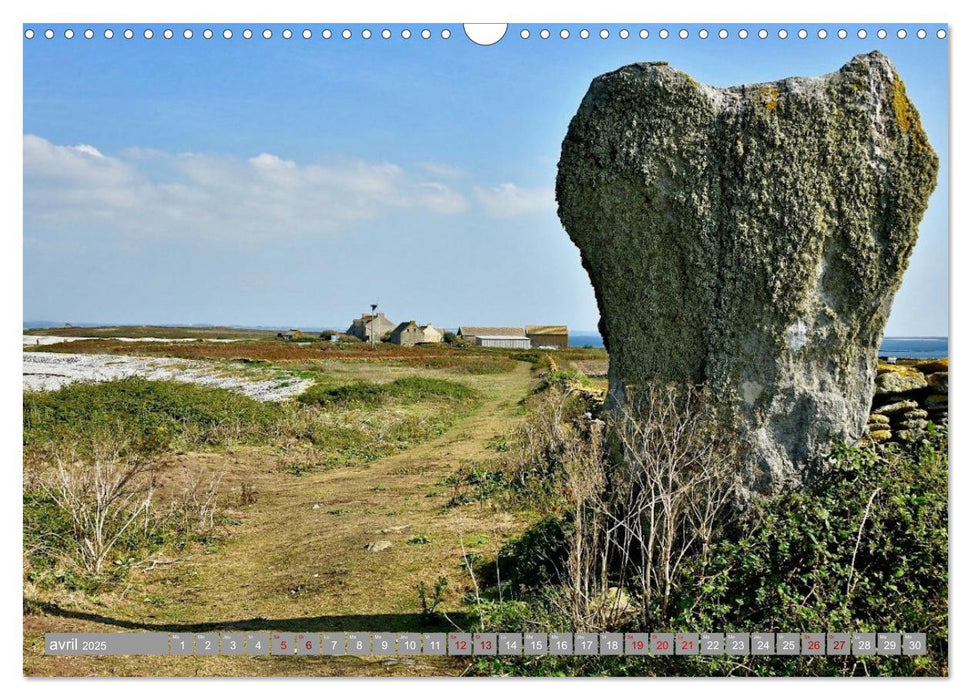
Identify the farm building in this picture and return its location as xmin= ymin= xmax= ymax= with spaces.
xmin=389 ymin=321 xmax=423 ymax=346
xmin=457 ymin=326 xmax=528 ymax=344
xmin=390 ymin=321 xmax=444 ymax=346
xmin=346 ymin=312 xmax=396 ymax=342
xmin=475 ymin=335 xmax=532 ymax=349
xmin=526 ymin=325 xmax=569 ymax=349
xmin=420 ymin=325 xmax=444 ymax=344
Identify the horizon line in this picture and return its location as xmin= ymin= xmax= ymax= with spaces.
xmin=21 ymin=320 xmax=949 ymax=341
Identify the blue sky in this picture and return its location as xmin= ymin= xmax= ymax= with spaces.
xmin=23 ymin=23 xmax=948 ymax=335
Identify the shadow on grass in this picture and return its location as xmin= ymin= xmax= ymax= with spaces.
xmin=26 ymin=599 xmax=473 ymax=634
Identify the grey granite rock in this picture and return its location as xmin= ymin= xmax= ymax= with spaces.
xmin=557 ymin=52 xmax=938 ymax=494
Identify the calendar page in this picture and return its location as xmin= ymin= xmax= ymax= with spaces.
xmin=21 ymin=17 xmax=948 ymax=679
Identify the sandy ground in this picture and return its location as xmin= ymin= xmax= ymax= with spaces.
xmin=23 ymin=335 xmax=242 ymax=345
xmin=23 ymin=351 xmax=311 ymax=401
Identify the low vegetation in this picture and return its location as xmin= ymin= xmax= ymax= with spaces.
xmin=298 ymin=376 xmax=476 ymax=408
xmin=22 ymin=335 xmax=945 ymax=678
xmin=28 ymin=337 xmax=522 ymax=375
xmin=24 ymin=372 xmax=480 ymax=597
xmin=449 ymin=367 xmax=947 ymax=677
xmin=24 ymin=378 xmax=278 ymax=457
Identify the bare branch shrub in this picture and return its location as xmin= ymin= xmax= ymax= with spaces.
xmin=529 ymin=382 xmax=739 ymax=630
xmin=606 ymin=383 xmax=740 ymax=623
xmin=41 ymin=438 xmax=154 ymax=575
xmin=174 ymin=465 xmax=223 ymax=536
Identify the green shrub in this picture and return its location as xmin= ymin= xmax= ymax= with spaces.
xmin=496 ymin=516 xmax=572 ymax=594
xmin=24 ymin=378 xmax=278 ymax=457
xmin=472 ymin=429 xmax=948 ymax=676
xmin=536 ymin=367 xmax=588 ymax=392
xmin=468 ymin=599 xmax=533 ymax=631
xmin=298 ymin=376 xmax=476 ymax=407
xmin=385 ymin=377 xmax=476 ymax=402
xmin=23 ymin=490 xmax=76 ymax=571
xmin=666 ymin=430 xmax=948 ymax=675
xmin=442 ymin=464 xmax=512 ymax=510
xmin=298 ymin=381 xmax=386 ymax=407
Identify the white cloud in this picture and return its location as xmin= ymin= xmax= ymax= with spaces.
xmin=474 ymin=182 xmax=555 ymax=219
xmin=23 ymin=135 xmax=469 ymax=241
xmin=417 ymin=161 xmax=465 ymax=179
xmin=72 ymin=144 xmax=105 ymax=158
xmin=249 ymin=153 xmax=296 ymax=169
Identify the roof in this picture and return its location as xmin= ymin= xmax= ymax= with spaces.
xmin=476 ymin=335 xmax=532 ymax=341
xmin=391 ymin=321 xmax=419 ymax=334
xmin=525 ymin=325 xmax=568 ymax=335
xmin=459 ymin=326 xmax=527 ymax=338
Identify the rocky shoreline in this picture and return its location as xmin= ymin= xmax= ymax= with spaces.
xmin=866 ymin=357 xmax=948 ymax=444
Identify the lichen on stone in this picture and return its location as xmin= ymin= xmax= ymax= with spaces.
xmin=757 ymin=85 xmax=780 ymax=111
xmin=556 ymin=52 xmax=939 ymax=495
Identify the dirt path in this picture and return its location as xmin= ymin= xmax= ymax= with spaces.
xmin=25 ymin=362 xmax=537 ymax=676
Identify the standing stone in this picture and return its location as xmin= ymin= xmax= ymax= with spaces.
xmin=556 ymin=52 xmax=938 ymax=494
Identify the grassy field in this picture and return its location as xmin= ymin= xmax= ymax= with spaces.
xmin=23 ymin=337 xmax=603 ymax=676
xmin=25 ymin=335 xmax=606 ymax=371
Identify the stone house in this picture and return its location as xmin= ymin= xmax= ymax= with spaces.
xmin=389 ymin=321 xmax=423 ymax=347
xmin=390 ymin=322 xmax=445 ymax=346
xmin=347 ymin=312 xmax=396 ymax=342
xmin=419 ymin=325 xmax=444 ymax=344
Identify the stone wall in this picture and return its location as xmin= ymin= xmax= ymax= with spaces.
xmin=865 ymin=359 xmax=948 ymax=444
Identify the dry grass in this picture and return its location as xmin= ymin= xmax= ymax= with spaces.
xmin=41 ymin=438 xmax=155 ymax=575
xmin=23 ymin=360 xmax=540 ymax=677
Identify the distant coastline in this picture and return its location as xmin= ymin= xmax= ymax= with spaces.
xmin=22 ymin=321 xmax=948 ymax=357
xmin=569 ymin=334 xmax=948 ymax=357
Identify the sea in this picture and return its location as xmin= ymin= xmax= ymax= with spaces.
xmin=570 ymin=331 xmax=948 ymax=359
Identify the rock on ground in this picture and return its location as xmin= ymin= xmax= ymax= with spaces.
xmin=875 ymin=370 xmax=928 ymax=395
xmin=557 ymin=52 xmax=938 ymax=494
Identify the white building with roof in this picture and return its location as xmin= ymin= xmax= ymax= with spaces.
xmin=474 ymin=335 xmax=531 ymax=349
